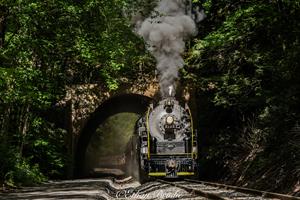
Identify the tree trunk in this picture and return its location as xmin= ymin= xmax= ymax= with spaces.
xmin=0 ymin=5 xmax=8 ymax=48
xmin=0 ymin=104 xmax=11 ymax=140
xmin=19 ymin=105 xmax=30 ymax=157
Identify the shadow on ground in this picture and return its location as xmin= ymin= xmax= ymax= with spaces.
xmin=0 ymin=179 xmax=106 ymax=200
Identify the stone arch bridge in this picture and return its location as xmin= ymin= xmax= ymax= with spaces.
xmin=58 ymin=78 xmax=159 ymax=178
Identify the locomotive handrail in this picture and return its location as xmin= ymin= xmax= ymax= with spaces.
xmin=146 ymin=106 xmax=151 ymax=159
xmin=187 ymin=107 xmax=196 ymax=159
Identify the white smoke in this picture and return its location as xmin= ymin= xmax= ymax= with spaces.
xmin=135 ymin=0 xmax=204 ymax=97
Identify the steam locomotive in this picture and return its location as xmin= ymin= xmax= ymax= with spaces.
xmin=126 ymin=97 xmax=198 ymax=180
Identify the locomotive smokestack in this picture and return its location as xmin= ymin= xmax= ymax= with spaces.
xmin=135 ymin=0 xmax=205 ymax=98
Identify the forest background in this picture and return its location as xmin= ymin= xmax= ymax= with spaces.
xmin=0 ymin=0 xmax=299 ymax=194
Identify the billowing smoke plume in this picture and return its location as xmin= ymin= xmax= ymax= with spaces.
xmin=135 ymin=0 xmax=204 ymax=97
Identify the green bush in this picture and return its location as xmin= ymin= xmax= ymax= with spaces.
xmin=4 ymin=158 xmax=46 ymax=187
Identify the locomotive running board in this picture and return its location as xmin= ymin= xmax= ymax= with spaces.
xmin=148 ymin=172 xmax=195 ymax=176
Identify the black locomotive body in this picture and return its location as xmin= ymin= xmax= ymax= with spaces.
xmin=128 ymin=97 xmax=198 ymax=179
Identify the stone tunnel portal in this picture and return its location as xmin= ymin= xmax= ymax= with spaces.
xmin=74 ymin=94 xmax=152 ymax=177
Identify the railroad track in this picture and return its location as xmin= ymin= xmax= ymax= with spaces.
xmin=99 ymin=180 xmax=190 ymax=199
xmin=158 ymin=179 xmax=300 ymax=200
xmin=98 ymin=177 xmax=300 ymax=199
xmin=3 ymin=176 xmax=298 ymax=199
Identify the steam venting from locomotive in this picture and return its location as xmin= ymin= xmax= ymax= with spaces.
xmin=136 ymin=0 xmax=204 ymax=97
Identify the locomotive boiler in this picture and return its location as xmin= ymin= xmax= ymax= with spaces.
xmin=126 ymin=97 xmax=198 ymax=180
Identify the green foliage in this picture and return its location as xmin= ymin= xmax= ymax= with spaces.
xmin=1 ymin=0 xmax=297 ymax=192
xmin=5 ymin=158 xmax=46 ymax=187
xmin=27 ymin=118 xmax=67 ymax=178
xmin=0 ymin=140 xmax=46 ymax=187
xmin=0 ymin=67 xmax=53 ymax=108
xmin=0 ymin=143 xmax=17 ymax=180
xmin=0 ymin=0 xmax=151 ymax=186
xmin=185 ymin=0 xmax=300 ymax=191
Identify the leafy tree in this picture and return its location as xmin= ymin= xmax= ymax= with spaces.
xmin=185 ymin=0 xmax=300 ymax=192
xmin=0 ymin=0 xmax=151 ymax=186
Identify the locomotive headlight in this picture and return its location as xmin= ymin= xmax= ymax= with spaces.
xmin=166 ymin=116 xmax=174 ymax=125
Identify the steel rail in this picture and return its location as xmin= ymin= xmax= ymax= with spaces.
xmin=185 ymin=179 xmax=300 ymax=200
xmin=157 ymin=179 xmax=229 ymax=200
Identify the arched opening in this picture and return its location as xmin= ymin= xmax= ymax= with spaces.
xmin=74 ymin=94 xmax=152 ymax=177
